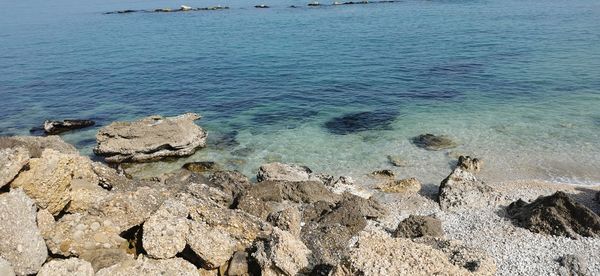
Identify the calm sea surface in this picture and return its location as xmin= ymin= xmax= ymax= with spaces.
xmin=1 ymin=0 xmax=599 ymax=184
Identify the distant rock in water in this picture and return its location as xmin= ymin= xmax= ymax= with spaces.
xmin=255 ymin=5 xmax=270 ymax=8
xmin=43 ymin=119 xmax=95 ymax=135
xmin=506 ymin=191 xmax=600 ymax=239
xmin=94 ymin=113 xmax=207 ymax=163
xmin=324 ymin=110 xmax=399 ymax=135
xmin=412 ymin=133 xmax=458 ymax=151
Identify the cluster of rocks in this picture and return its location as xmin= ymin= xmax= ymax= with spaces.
xmin=105 ymin=5 xmax=229 ymax=14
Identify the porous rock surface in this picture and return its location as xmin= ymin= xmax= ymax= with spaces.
xmin=94 ymin=113 xmax=207 ymax=162
xmin=394 ymin=215 xmax=444 ymax=238
xmin=507 ymin=191 xmax=600 ymax=238
xmin=257 ymin=162 xmax=313 ymax=182
xmin=37 ymin=258 xmax=95 ymax=276
xmin=95 ymin=256 xmax=197 ymax=276
xmin=0 ymin=189 xmax=48 ymax=275
xmin=252 ymin=228 xmax=311 ymax=276
xmin=438 ymin=168 xmax=501 ymax=211
xmin=0 ymin=147 xmax=29 ymax=188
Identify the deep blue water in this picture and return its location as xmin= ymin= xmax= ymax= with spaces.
xmin=1 ymin=0 xmax=599 ymax=184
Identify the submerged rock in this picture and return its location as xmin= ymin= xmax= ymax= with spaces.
xmin=94 ymin=113 xmax=207 ymax=163
xmin=37 ymin=258 xmax=95 ymax=276
xmin=506 ymin=191 xmax=600 ymax=239
xmin=369 ymin=169 xmax=395 ymax=179
xmin=43 ymin=119 xmax=95 ymax=135
xmin=438 ymin=168 xmax=500 ymax=211
xmin=257 ymin=162 xmax=313 ymax=182
xmin=96 ymin=256 xmax=197 ymax=276
xmin=252 ymin=228 xmax=311 ymax=276
xmin=387 ymin=155 xmax=407 ymax=167
xmin=412 ymin=134 xmax=457 ymax=150
xmin=376 ymin=177 xmax=421 ymax=194
xmin=0 ymin=147 xmax=29 ymax=188
xmin=324 ymin=110 xmax=398 ymax=135
xmin=457 ymin=155 xmax=483 ymax=173
xmin=0 ymin=189 xmax=48 ymax=275
xmin=393 ymin=215 xmax=443 ymax=238
xmin=182 ymin=161 xmax=219 ymax=173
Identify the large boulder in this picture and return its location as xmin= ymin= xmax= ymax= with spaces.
xmin=257 ymin=162 xmax=314 ymax=182
xmin=332 ymin=231 xmax=472 ymax=275
xmin=438 ymin=168 xmax=500 ymax=211
xmin=94 ymin=113 xmax=207 ymax=163
xmin=10 ymin=149 xmax=99 ymax=214
xmin=187 ymin=220 xmax=238 ymax=269
xmin=0 ymin=189 xmax=48 ymax=275
xmin=0 ymin=147 xmax=29 ymax=188
xmin=37 ymin=258 xmax=95 ymax=276
xmin=96 ymin=256 xmax=197 ymax=276
xmin=506 ymin=191 xmax=600 ymax=239
xmin=252 ymin=228 xmax=311 ymax=276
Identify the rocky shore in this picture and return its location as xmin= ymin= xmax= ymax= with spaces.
xmin=1 ymin=113 xmax=599 ymax=276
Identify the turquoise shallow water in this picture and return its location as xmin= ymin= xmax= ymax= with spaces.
xmin=1 ymin=0 xmax=599 ymax=184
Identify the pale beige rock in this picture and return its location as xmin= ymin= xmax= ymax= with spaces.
xmin=142 ymin=199 xmax=189 ymax=259
xmin=78 ymin=248 xmax=134 ymax=272
xmin=256 ymin=162 xmax=314 ymax=182
xmin=327 ymin=176 xmax=373 ymax=199
xmin=415 ymin=237 xmax=497 ymax=275
xmin=0 ymin=257 xmax=15 ymax=276
xmin=94 ymin=113 xmax=207 ymax=163
xmin=96 ymin=256 xmax=197 ymax=276
xmin=0 ymin=189 xmax=48 ymax=275
xmin=438 ymin=168 xmax=501 ymax=211
xmin=10 ymin=149 xmax=98 ymax=214
xmin=333 ymin=230 xmax=471 ymax=276
xmin=0 ymin=136 xmax=77 ymax=158
xmin=227 ymin=251 xmax=249 ymax=276
xmin=267 ymin=206 xmax=302 ymax=237
xmin=37 ymin=258 xmax=94 ymax=276
xmin=252 ymin=228 xmax=311 ymax=276
xmin=187 ymin=220 xmax=238 ymax=269
xmin=376 ymin=177 xmax=422 ymax=194
xmin=0 ymin=147 xmax=29 ymax=188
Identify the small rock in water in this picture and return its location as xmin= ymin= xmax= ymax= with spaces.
xmin=387 ymin=155 xmax=407 ymax=167
xmin=376 ymin=177 xmax=421 ymax=194
xmin=411 ymin=133 xmax=458 ymax=151
xmin=182 ymin=161 xmax=218 ymax=173
xmin=369 ymin=169 xmax=395 ymax=179
xmin=393 ymin=215 xmax=444 ymax=238
xmin=255 ymin=4 xmax=270 ymax=8
xmin=457 ymin=155 xmax=483 ymax=173
xmin=43 ymin=119 xmax=95 ymax=135
xmin=506 ymin=191 xmax=600 ymax=239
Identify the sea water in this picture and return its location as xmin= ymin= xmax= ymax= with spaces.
xmin=1 ymin=0 xmax=599 ymax=185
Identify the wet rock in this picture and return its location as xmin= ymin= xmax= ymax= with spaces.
xmin=369 ymin=169 xmax=395 ymax=179
xmin=332 ymin=230 xmax=472 ymax=275
xmin=415 ymin=237 xmax=497 ymax=275
xmin=558 ymin=254 xmax=589 ymax=276
xmin=0 ymin=257 xmax=15 ymax=276
xmin=267 ymin=205 xmax=302 ymax=237
xmin=412 ymin=133 xmax=458 ymax=150
xmin=142 ymin=199 xmax=189 ymax=259
xmin=506 ymin=191 xmax=600 ymax=239
xmin=301 ymin=194 xmax=386 ymax=266
xmin=252 ymin=228 xmax=311 ymax=276
xmin=457 ymin=155 xmax=483 ymax=173
xmin=438 ymin=168 xmax=500 ymax=211
xmin=37 ymin=258 xmax=95 ymax=276
xmin=43 ymin=119 xmax=95 ymax=135
xmin=187 ymin=220 xmax=238 ymax=269
xmin=324 ymin=110 xmax=398 ymax=135
xmin=393 ymin=215 xmax=443 ymax=238
xmin=94 ymin=113 xmax=207 ymax=163
xmin=387 ymin=155 xmax=407 ymax=167
xmin=0 ymin=136 xmax=77 ymax=158
xmin=376 ymin=177 xmax=421 ymax=194
xmin=10 ymin=149 xmax=98 ymax=214
xmin=0 ymin=189 xmax=48 ymax=275
xmin=96 ymin=256 xmax=197 ymax=276
xmin=183 ymin=161 xmax=219 ymax=173
xmin=257 ymin=162 xmax=313 ymax=182
xmin=227 ymin=251 xmax=249 ymax=276
xmin=0 ymin=147 xmax=29 ymax=188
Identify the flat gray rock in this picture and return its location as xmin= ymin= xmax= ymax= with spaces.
xmin=94 ymin=113 xmax=207 ymax=163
